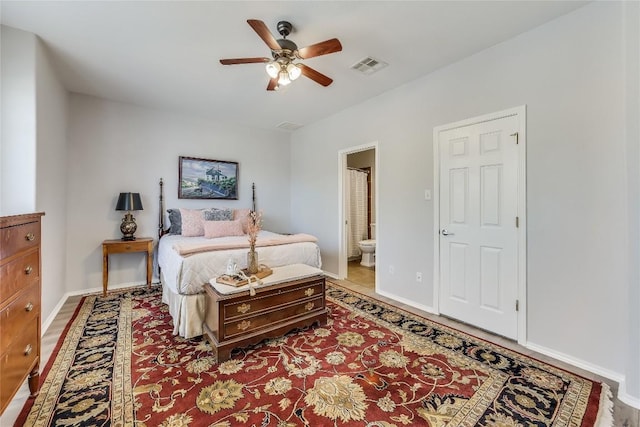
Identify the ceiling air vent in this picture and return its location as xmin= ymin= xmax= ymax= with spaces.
xmin=351 ymin=57 xmax=388 ymax=75
xmin=276 ymin=122 xmax=304 ymax=131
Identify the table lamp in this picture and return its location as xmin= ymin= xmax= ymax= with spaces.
xmin=115 ymin=192 xmax=143 ymax=241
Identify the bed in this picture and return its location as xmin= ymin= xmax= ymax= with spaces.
xmin=156 ymin=179 xmax=322 ymax=338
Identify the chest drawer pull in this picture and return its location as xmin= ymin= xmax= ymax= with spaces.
xmin=305 ymin=302 xmax=315 ymax=311
xmin=25 ymin=265 xmax=33 ymax=275
xmin=25 ymin=232 xmax=35 ymax=241
xmin=237 ymin=303 xmax=251 ymax=314
xmin=25 ymin=302 xmax=34 ymax=312
xmin=305 ymin=288 xmax=315 ymax=297
xmin=24 ymin=344 xmax=33 ymax=356
xmin=237 ymin=320 xmax=251 ymax=331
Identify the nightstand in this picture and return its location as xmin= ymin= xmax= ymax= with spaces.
xmin=102 ymin=237 xmax=153 ymax=296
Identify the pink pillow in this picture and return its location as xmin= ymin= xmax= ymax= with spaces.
xmin=233 ymin=209 xmax=251 ymax=233
xmin=204 ymin=220 xmax=245 ymax=239
xmin=180 ymin=208 xmax=205 ymax=237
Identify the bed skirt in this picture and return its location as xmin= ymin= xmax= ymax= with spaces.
xmin=161 ymin=270 xmax=206 ymax=339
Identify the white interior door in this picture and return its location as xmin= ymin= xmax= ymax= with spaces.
xmin=438 ymin=114 xmax=520 ymax=339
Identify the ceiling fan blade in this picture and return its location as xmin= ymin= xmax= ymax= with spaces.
xmin=297 ymin=38 xmax=342 ymax=59
xmin=247 ymin=19 xmax=281 ymax=51
xmin=220 ymin=57 xmax=270 ymax=65
xmin=266 ymin=77 xmax=278 ymax=91
xmin=298 ymin=64 xmax=333 ymax=87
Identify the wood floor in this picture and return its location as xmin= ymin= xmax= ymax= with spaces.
xmin=347 ymin=259 xmax=375 ymax=288
xmin=2 ymin=283 xmax=639 ymax=427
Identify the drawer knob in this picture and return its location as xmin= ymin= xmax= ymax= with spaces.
xmin=25 ymin=302 xmax=34 ymax=312
xmin=237 ymin=303 xmax=251 ymax=314
xmin=24 ymin=265 xmax=33 ymax=275
xmin=125 ymin=245 xmax=132 ymax=250
xmin=25 ymin=232 xmax=35 ymax=241
xmin=237 ymin=320 xmax=251 ymax=331
xmin=305 ymin=288 xmax=315 ymax=297
xmin=305 ymin=302 xmax=315 ymax=311
xmin=24 ymin=344 xmax=33 ymax=356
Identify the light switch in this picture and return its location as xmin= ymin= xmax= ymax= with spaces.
xmin=424 ymin=190 xmax=432 ymax=200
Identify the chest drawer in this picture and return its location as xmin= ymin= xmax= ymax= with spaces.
xmin=224 ymin=280 xmax=324 ymax=319
xmin=0 ymin=249 xmax=40 ymax=304
xmin=1 ymin=282 xmax=40 ymax=350
xmin=0 ymin=317 xmax=39 ymax=406
xmin=0 ymin=220 xmax=40 ymax=261
xmin=223 ymin=295 xmax=325 ymax=339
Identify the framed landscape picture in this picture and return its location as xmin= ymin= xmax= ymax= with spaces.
xmin=178 ymin=156 xmax=238 ymax=199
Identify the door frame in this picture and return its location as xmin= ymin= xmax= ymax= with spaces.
xmin=338 ymin=141 xmax=379 ymax=283
xmin=432 ymin=106 xmax=527 ymax=345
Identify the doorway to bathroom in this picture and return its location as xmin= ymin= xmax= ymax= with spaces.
xmin=338 ymin=143 xmax=378 ymax=290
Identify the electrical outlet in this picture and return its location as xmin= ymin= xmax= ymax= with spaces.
xmin=389 ymin=265 xmax=395 ymax=275
xmin=416 ymin=272 xmax=422 ymax=282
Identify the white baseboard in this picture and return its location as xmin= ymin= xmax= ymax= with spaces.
xmin=375 ymin=289 xmax=436 ymax=315
xmin=41 ymin=293 xmax=70 ymax=336
xmin=323 ymin=271 xmax=436 ymax=315
xmin=525 ymin=341 xmax=624 ymax=384
xmin=323 ymin=271 xmax=340 ymax=280
xmin=617 ymin=379 xmax=640 ymax=410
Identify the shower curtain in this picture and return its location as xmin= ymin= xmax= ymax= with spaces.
xmin=346 ymin=169 xmax=368 ymax=258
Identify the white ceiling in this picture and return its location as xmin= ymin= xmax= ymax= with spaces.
xmin=1 ymin=1 xmax=588 ymax=131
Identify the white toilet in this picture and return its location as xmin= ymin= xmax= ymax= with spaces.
xmin=358 ymin=224 xmax=376 ymax=267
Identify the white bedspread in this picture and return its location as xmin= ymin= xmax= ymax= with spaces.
xmin=158 ymin=231 xmax=322 ymax=295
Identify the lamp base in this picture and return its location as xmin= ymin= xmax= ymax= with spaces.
xmin=120 ymin=212 xmax=138 ymax=241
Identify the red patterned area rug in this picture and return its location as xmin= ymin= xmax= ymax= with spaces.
xmin=17 ymin=283 xmax=612 ymax=426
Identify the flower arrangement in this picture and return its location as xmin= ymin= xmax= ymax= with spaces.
xmin=247 ymin=210 xmax=262 ymax=252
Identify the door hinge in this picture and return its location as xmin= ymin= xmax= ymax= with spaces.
xmin=511 ymin=132 xmax=519 ymax=144
xmin=515 ymin=216 xmax=519 ymax=228
xmin=516 ymin=300 xmax=519 ymax=311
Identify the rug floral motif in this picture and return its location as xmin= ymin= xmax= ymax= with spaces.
xmin=18 ymin=284 xmax=611 ymax=426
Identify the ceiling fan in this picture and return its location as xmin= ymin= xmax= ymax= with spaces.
xmin=220 ymin=19 xmax=342 ymax=91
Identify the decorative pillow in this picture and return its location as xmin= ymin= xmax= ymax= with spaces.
xmin=233 ymin=208 xmax=251 ymax=233
xmin=203 ymin=208 xmax=233 ymax=221
xmin=204 ymin=219 xmax=245 ymax=239
xmin=180 ymin=208 xmax=206 ymax=237
xmin=167 ymin=209 xmax=182 ymax=234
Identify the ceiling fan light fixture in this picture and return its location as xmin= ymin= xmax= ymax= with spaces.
xmin=278 ymin=70 xmax=291 ymax=86
xmin=220 ymin=19 xmax=342 ymax=91
xmin=287 ymin=63 xmax=302 ymax=81
xmin=265 ymin=61 xmax=280 ymax=78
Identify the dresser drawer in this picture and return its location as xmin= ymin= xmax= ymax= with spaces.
xmin=225 ymin=280 xmax=325 ymax=319
xmin=0 ymin=249 xmax=40 ymax=304
xmin=1 ymin=282 xmax=40 ymax=350
xmin=223 ymin=295 xmax=325 ymax=339
xmin=0 ymin=317 xmax=39 ymax=406
xmin=0 ymin=220 xmax=41 ymax=261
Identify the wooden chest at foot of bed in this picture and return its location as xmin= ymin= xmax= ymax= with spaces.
xmin=203 ymin=271 xmax=327 ymax=362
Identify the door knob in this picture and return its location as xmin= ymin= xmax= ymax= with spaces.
xmin=441 ymin=229 xmax=455 ymax=236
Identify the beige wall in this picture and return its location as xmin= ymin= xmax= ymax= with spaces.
xmin=290 ymin=2 xmax=638 ymax=404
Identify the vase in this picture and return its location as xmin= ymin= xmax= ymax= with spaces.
xmin=247 ymin=249 xmax=259 ymax=274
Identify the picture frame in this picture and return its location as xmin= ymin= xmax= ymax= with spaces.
xmin=178 ymin=156 xmax=238 ymax=199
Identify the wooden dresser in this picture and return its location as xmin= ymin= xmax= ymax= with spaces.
xmin=204 ymin=265 xmax=328 ymax=362
xmin=0 ymin=212 xmax=44 ymax=415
